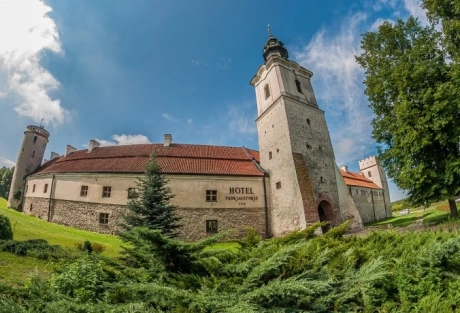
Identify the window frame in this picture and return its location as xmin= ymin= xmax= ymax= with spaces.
xmin=206 ymin=220 xmax=218 ymax=233
xmin=102 ymin=186 xmax=112 ymax=198
xmin=80 ymin=185 xmax=88 ymax=197
xmin=99 ymin=213 xmax=109 ymax=225
xmin=206 ymin=190 xmax=217 ymax=202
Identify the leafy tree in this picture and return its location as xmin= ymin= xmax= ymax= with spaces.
xmin=0 ymin=166 xmax=14 ymax=199
xmin=0 ymin=215 xmax=13 ymax=240
xmin=356 ymin=17 xmax=460 ymax=217
xmin=122 ymin=152 xmax=181 ymax=237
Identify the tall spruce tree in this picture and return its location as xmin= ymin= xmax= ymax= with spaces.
xmin=356 ymin=17 xmax=460 ymax=217
xmin=122 ymin=152 xmax=181 ymax=237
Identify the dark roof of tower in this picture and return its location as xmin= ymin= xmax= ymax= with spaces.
xmin=263 ymin=32 xmax=289 ymax=62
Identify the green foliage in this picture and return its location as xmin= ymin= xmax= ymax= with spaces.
xmin=238 ymin=227 xmax=262 ymax=248
xmin=122 ymin=152 xmax=181 ymax=237
xmin=6 ymin=223 xmax=460 ymax=311
xmin=356 ymin=15 xmax=460 ymax=217
xmin=0 ymin=214 xmax=13 ymax=240
xmin=0 ymin=167 xmax=13 ymax=199
xmin=0 ymin=238 xmax=70 ymax=260
xmin=75 ymin=241 xmax=106 ymax=254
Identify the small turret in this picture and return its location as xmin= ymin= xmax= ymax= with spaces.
xmin=8 ymin=125 xmax=50 ymax=210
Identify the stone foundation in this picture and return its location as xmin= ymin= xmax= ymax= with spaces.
xmin=22 ymin=197 xmax=267 ymax=241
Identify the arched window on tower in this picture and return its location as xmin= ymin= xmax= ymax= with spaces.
xmin=264 ymin=84 xmax=270 ymax=99
xmin=295 ymin=79 xmax=302 ymax=93
xmin=33 ymin=136 xmax=37 ymax=144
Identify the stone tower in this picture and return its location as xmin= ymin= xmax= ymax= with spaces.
xmin=8 ymin=125 xmax=50 ymax=210
xmin=250 ymin=32 xmax=344 ymax=236
xmin=359 ymin=156 xmax=391 ymax=217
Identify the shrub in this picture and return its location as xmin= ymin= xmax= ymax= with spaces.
xmin=0 ymin=215 xmax=13 ymax=240
xmin=75 ymin=241 xmax=106 ymax=254
xmin=239 ymin=227 xmax=262 ymax=248
xmin=0 ymin=239 xmax=69 ymax=260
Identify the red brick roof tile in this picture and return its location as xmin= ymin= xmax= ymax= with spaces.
xmin=35 ymin=144 xmax=263 ymax=176
xmin=340 ymin=169 xmax=382 ymax=189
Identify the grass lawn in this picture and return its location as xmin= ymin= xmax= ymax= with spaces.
xmin=0 ymin=197 xmax=123 ymax=258
xmin=366 ymin=206 xmax=453 ymax=228
xmin=0 ymin=252 xmax=53 ymax=286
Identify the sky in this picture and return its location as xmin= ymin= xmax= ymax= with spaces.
xmin=0 ymin=0 xmax=429 ymax=201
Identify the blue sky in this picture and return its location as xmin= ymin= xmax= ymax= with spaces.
xmin=0 ymin=0 xmax=428 ymax=201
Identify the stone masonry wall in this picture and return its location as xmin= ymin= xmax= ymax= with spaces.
xmin=23 ymin=196 xmax=266 ymax=241
xmin=349 ymin=187 xmax=387 ymax=223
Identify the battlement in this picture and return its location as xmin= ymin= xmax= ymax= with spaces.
xmin=26 ymin=125 xmax=50 ymax=139
xmin=358 ymin=156 xmax=379 ymax=170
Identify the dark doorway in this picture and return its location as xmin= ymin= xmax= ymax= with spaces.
xmin=318 ymin=200 xmax=333 ymax=233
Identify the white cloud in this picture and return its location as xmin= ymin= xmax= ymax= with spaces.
xmin=403 ymin=0 xmax=428 ymax=26
xmin=95 ymin=134 xmax=151 ymax=146
xmin=228 ymin=104 xmax=257 ymax=135
xmin=0 ymin=0 xmax=68 ymax=125
xmin=371 ymin=17 xmax=396 ymax=31
xmin=0 ymin=157 xmax=15 ymax=168
xmin=293 ymin=12 xmax=373 ymax=166
xmin=162 ymin=113 xmax=180 ymax=123
xmin=186 ymin=118 xmax=193 ymax=124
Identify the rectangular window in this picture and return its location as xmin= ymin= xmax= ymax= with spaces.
xmin=102 ymin=186 xmax=111 ymax=198
xmin=43 ymin=184 xmax=48 ymax=193
xmin=30 ymin=203 xmax=33 ymax=212
xmin=33 ymin=136 xmax=38 ymax=143
xmin=32 ymin=184 xmax=36 ymax=193
xmin=127 ymin=188 xmax=139 ymax=199
xmin=80 ymin=185 xmax=88 ymax=197
xmin=206 ymin=220 xmax=218 ymax=233
xmin=99 ymin=213 xmax=109 ymax=225
xmin=368 ymin=171 xmax=372 ymax=177
xmin=26 ymin=185 xmax=29 ymax=193
xmin=206 ymin=190 xmax=217 ymax=202
xmin=295 ymin=79 xmax=302 ymax=93
xmin=276 ymin=182 xmax=281 ymax=189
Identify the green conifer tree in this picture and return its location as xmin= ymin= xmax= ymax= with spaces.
xmin=122 ymin=152 xmax=181 ymax=237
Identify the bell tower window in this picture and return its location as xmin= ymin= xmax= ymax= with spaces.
xmin=264 ymin=84 xmax=270 ymax=99
xmin=295 ymin=79 xmax=302 ymax=93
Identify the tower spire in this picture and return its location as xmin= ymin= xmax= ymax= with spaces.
xmin=262 ymin=27 xmax=289 ymax=62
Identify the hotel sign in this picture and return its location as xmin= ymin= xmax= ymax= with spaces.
xmin=225 ymin=187 xmax=259 ymax=201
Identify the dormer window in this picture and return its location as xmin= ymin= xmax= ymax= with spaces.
xmin=264 ymin=84 xmax=270 ymax=99
xmin=295 ymin=79 xmax=302 ymax=93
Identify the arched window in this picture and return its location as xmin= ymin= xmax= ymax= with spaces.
xmin=264 ymin=84 xmax=270 ymax=99
xmin=33 ymin=136 xmax=37 ymax=143
xmin=295 ymin=79 xmax=302 ymax=93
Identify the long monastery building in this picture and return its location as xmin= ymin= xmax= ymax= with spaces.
xmin=7 ymin=33 xmax=391 ymax=240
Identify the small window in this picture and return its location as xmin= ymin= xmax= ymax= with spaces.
xmin=295 ymin=79 xmax=302 ymax=93
xmin=320 ymin=177 xmax=325 ymax=183
xmin=30 ymin=203 xmax=33 ymax=212
xmin=307 ymin=119 xmax=311 ymax=126
xmin=206 ymin=220 xmax=218 ymax=233
xmin=43 ymin=184 xmax=48 ymax=193
xmin=206 ymin=190 xmax=217 ymax=202
xmin=32 ymin=184 xmax=36 ymax=193
xmin=368 ymin=171 xmax=372 ymax=177
xmin=33 ymin=136 xmax=37 ymax=143
xmin=127 ymin=188 xmax=139 ymax=199
xmin=26 ymin=185 xmax=29 ymax=193
xmin=80 ymin=186 xmax=88 ymax=197
xmin=32 ymin=151 xmax=35 ymax=158
xmin=99 ymin=213 xmax=109 ymax=225
xmin=276 ymin=148 xmax=279 ymax=153
xmin=264 ymin=84 xmax=270 ymax=99
xmin=269 ymin=151 xmax=272 ymax=160
xmin=102 ymin=186 xmax=112 ymax=198
xmin=306 ymin=144 xmax=312 ymax=150
xmin=276 ymin=182 xmax=281 ymax=189
xmin=355 ymin=190 xmax=358 ymax=195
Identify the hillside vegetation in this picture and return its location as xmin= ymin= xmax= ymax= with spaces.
xmin=0 ymin=197 xmax=122 ymax=257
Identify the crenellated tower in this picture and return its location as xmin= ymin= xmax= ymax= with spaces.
xmin=8 ymin=125 xmax=50 ymax=210
xmin=250 ymin=32 xmax=345 ymax=236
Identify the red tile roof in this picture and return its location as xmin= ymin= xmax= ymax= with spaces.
xmin=34 ymin=144 xmax=264 ymax=177
xmin=340 ymin=169 xmax=382 ymax=189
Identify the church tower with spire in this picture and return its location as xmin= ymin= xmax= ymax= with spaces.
xmin=251 ymin=31 xmax=360 ymax=236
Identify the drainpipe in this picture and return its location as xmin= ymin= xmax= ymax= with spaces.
xmin=47 ymin=174 xmax=55 ymax=221
xmin=382 ymin=190 xmax=388 ymax=218
xmin=371 ymin=189 xmax=376 ymax=222
xmin=262 ymin=173 xmax=270 ymax=238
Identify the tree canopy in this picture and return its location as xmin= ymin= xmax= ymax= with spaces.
xmin=356 ymin=11 xmax=460 ymax=216
xmin=122 ymin=152 xmax=181 ymax=237
xmin=0 ymin=166 xmax=14 ymax=199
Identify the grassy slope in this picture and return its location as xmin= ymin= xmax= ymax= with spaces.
xmin=0 ymin=252 xmax=52 ymax=286
xmin=0 ymin=197 xmax=123 ymax=258
xmin=366 ymin=207 xmax=452 ymax=227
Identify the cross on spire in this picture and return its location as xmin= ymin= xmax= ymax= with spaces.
xmin=267 ymin=24 xmax=273 ymax=37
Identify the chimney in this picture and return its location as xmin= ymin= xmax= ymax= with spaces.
xmin=50 ymin=152 xmax=60 ymax=160
xmin=164 ymin=134 xmax=172 ymax=147
xmin=65 ymin=145 xmax=77 ymax=156
xmin=88 ymin=139 xmax=100 ymax=152
xmin=340 ymin=165 xmax=348 ymax=172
